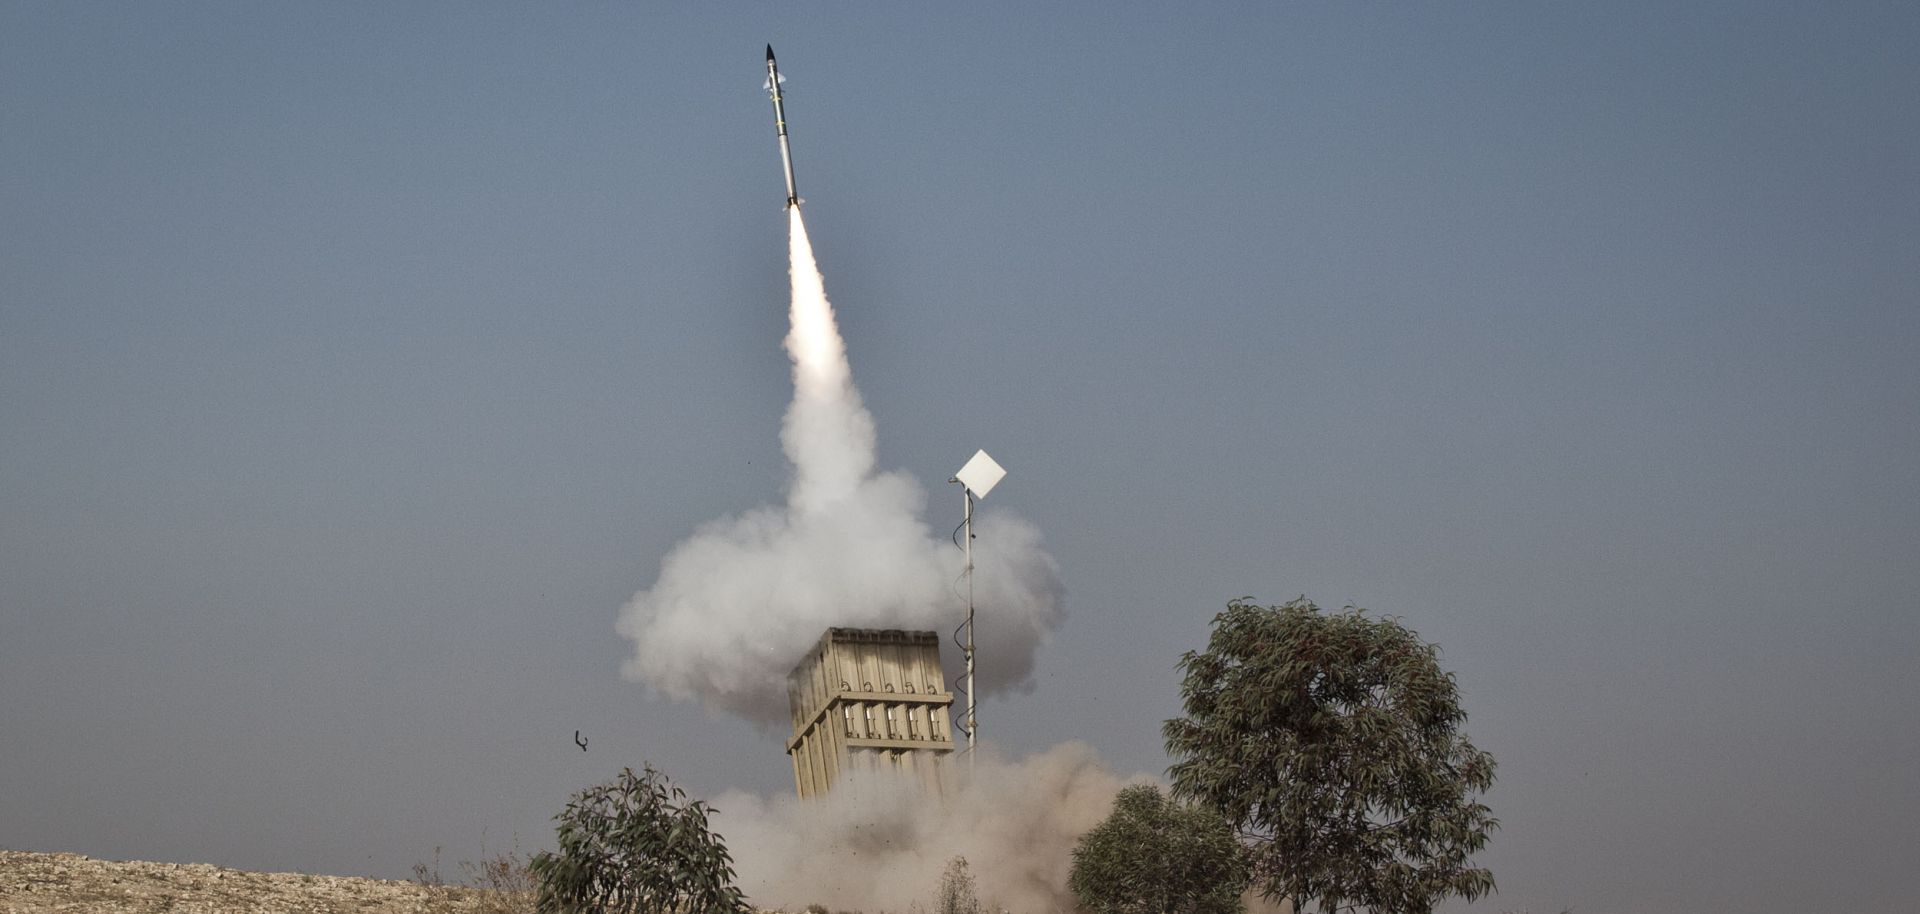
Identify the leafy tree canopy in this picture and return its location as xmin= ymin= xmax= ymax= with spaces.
xmin=1069 ymin=784 xmax=1251 ymax=914
xmin=530 ymin=764 xmax=748 ymax=914
xmin=1163 ymin=598 xmax=1497 ymax=914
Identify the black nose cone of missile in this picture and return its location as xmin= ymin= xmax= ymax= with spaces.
xmin=766 ymin=44 xmax=775 ymax=63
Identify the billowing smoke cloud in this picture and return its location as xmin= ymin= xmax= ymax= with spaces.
xmin=714 ymin=743 xmax=1148 ymax=914
xmin=617 ymin=207 xmax=1066 ymax=724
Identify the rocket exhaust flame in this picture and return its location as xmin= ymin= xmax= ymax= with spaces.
xmin=782 ymin=206 xmax=871 ymax=513
xmin=616 ymin=201 xmax=1063 ymax=725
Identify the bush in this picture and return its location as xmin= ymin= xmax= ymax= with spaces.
xmin=467 ymin=845 xmax=538 ymax=914
xmin=1069 ymin=785 xmax=1249 ymax=914
xmin=529 ymin=764 xmax=748 ymax=914
xmin=934 ymin=856 xmax=981 ymax=914
xmin=413 ymin=842 xmax=537 ymax=914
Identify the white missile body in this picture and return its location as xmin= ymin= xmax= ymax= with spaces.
xmin=766 ymin=45 xmax=800 ymax=209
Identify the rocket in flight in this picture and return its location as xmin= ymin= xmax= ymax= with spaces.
xmin=766 ymin=45 xmax=800 ymax=209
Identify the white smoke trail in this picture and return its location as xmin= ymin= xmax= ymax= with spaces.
xmin=782 ymin=204 xmax=873 ymax=514
xmin=714 ymin=743 xmax=1149 ymax=914
xmin=617 ymin=207 xmax=1066 ymax=725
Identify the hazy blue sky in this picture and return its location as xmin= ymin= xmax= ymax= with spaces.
xmin=4 ymin=4 xmax=1916 ymax=912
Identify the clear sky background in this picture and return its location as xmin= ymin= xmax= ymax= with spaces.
xmin=4 ymin=3 xmax=1916 ymax=913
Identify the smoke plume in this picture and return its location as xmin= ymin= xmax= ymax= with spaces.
xmin=617 ymin=207 xmax=1066 ymax=725
xmin=714 ymin=743 xmax=1148 ymax=914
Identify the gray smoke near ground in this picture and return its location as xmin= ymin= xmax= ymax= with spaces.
xmin=713 ymin=742 xmax=1150 ymax=914
xmin=616 ymin=207 xmax=1066 ymax=725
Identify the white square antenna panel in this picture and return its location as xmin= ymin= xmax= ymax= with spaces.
xmin=955 ymin=449 xmax=1007 ymax=499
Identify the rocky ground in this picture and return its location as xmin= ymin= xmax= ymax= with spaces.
xmin=0 ymin=850 xmax=524 ymax=914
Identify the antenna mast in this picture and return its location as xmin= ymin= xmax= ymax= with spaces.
xmin=962 ymin=484 xmax=976 ymax=753
xmin=950 ymin=449 xmax=1006 ymax=761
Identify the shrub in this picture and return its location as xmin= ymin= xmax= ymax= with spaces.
xmin=530 ymin=764 xmax=748 ymax=914
xmin=1069 ymin=785 xmax=1249 ymax=914
xmin=935 ymin=857 xmax=982 ymax=914
xmin=413 ymin=842 xmax=537 ymax=914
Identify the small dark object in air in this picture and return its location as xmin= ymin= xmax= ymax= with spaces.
xmin=574 ymin=730 xmax=589 ymax=752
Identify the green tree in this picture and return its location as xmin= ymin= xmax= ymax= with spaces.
xmin=529 ymin=764 xmax=748 ymax=914
xmin=1163 ymin=598 xmax=1497 ymax=914
xmin=1068 ymin=784 xmax=1251 ymax=914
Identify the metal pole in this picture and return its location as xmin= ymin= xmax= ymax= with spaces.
xmin=963 ymin=487 xmax=976 ymax=758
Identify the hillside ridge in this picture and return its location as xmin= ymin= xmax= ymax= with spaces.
xmin=0 ymin=849 xmax=496 ymax=914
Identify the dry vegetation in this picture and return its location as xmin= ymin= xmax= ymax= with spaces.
xmin=0 ymin=849 xmax=530 ymax=914
xmin=1 ymin=846 xmax=996 ymax=914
